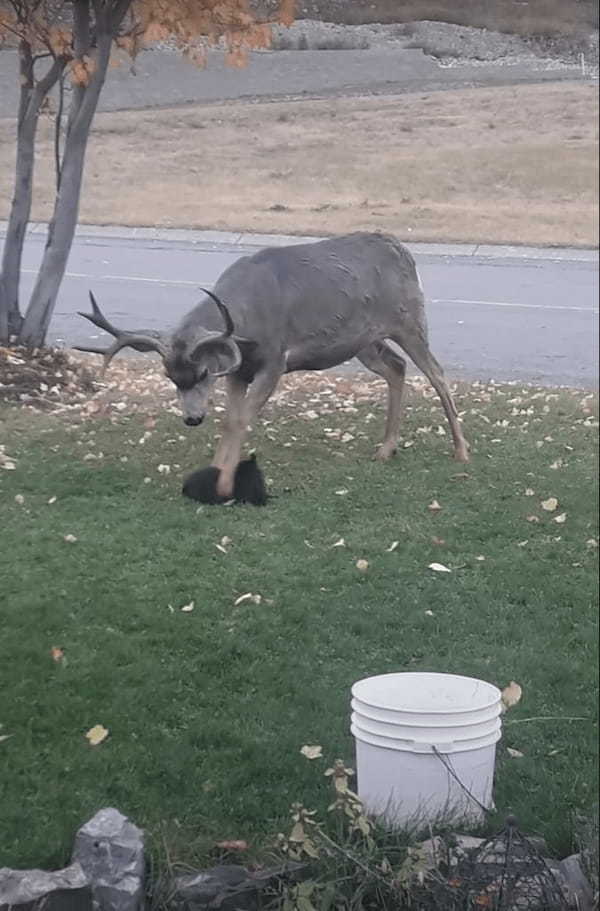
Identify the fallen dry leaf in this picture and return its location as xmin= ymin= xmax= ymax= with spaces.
xmin=525 ymin=488 xmax=535 ymax=497
xmin=300 ymin=744 xmax=323 ymax=760
xmin=85 ymin=724 xmax=109 ymax=746
xmin=180 ymin=601 xmax=195 ymax=612
xmin=63 ymin=534 xmax=78 ymax=543
xmin=0 ymin=734 xmax=14 ymax=744
xmin=356 ymin=559 xmax=369 ymax=573
xmin=424 ymin=609 xmax=435 ymax=617
xmin=332 ymin=538 xmax=346 ymax=548
xmin=553 ymin=513 xmax=567 ymax=524
xmin=47 ymin=495 xmax=57 ymax=504
xmin=501 ymin=681 xmax=523 ymax=712
xmin=507 ymin=747 xmax=525 ymax=758
xmin=157 ymin=463 xmax=171 ymax=475
xmin=526 ymin=515 xmax=539 ymax=523
xmin=50 ymin=646 xmax=65 ymax=663
xmin=386 ymin=540 xmax=399 ymax=553
xmin=431 ymin=536 xmax=446 ymax=546
xmin=428 ymin=562 xmax=451 ymax=573
xmin=216 ymin=839 xmax=248 ymax=852
xmin=234 ymin=593 xmax=262 ymax=606
xmin=541 ymin=497 xmax=558 ymax=512
xmin=14 ymin=494 xmax=24 ymax=505
xmin=335 ymin=488 xmax=349 ymax=496
xmin=428 ymin=499 xmax=442 ymax=512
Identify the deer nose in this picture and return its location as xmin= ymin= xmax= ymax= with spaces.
xmin=184 ymin=415 xmax=204 ymax=427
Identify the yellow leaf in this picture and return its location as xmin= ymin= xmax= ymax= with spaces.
xmin=300 ymin=745 xmax=323 ymax=760
xmin=541 ymin=497 xmax=558 ymax=512
xmin=386 ymin=541 xmax=399 ymax=552
xmin=278 ymin=0 xmax=296 ymax=28
xmin=428 ymin=499 xmax=442 ymax=512
xmin=85 ymin=724 xmax=109 ymax=746
xmin=180 ymin=600 xmax=195 ymax=612
xmin=428 ymin=562 xmax=451 ymax=573
xmin=50 ymin=647 xmax=65 ymax=663
xmin=216 ymin=839 xmax=248 ymax=852
xmin=289 ymin=822 xmax=305 ymax=842
xmin=501 ymin=681 xmax=522 ymax=712
xmin=355 ymin=559 xmax=369 ymax=572
xmin=554 ymin=513 xmax=567 ymax=524
xmin=507 ymin=747 xmax=524 ymax=758
xmin=63 ymin=534 xmax=78 ymax=543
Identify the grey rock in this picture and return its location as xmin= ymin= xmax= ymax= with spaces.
xmin=72 ymin=808 xmax=145 ymax=911
xmin=559 ymin=853 xmax=595 ymax=911
xmin=0 ymin=862 xmax=92 ymax=910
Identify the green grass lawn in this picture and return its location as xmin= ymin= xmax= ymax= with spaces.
xmin=0 ymin=376 xmax=597 ymax=873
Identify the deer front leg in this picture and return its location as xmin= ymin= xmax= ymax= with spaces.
xmin=212 ymin=375 xmax=248 ymax=471
xmin=215 ymin=367 xmax=282 ymax=498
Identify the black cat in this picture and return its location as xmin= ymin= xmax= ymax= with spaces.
xmin=182 ymin=454 xmax=269 ymax=506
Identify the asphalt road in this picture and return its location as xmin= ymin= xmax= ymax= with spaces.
xmin=0 ymin=47 xmax=587 ymax=118
xmin=15 ymin=231 xmax=599 ymax=388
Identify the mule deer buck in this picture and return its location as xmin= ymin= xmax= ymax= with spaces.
xmin=76 ymin=232 xmax=469 ymax=498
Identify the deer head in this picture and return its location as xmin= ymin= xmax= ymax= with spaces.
xmin=75 ymin=289 xmax=243 ymax=426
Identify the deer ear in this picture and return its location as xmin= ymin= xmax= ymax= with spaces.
xmin=190 ymin=336 xmax=241 ymax=376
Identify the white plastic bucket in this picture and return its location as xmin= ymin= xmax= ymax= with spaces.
xmin=351 ymin=672 xmax=502 ymax=827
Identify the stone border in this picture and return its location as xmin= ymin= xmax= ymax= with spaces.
xmin=1 ymin=221 xmax=598 ymax=263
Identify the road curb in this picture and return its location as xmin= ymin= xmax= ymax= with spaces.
xmin=1 ymin=221 xmax=598 ymax=263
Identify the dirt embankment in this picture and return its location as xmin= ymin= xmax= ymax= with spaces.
xmin=1 ymin=82 xmax=596 ymax=248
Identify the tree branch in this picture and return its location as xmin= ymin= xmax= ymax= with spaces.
xmin=54 ymin=69 xmax=66 ymax=190
xmin=25 ymin=54 xmax=67 ymax=120
xmin=110 ymin=0 xmax=133 ymax=31
xmin=17 ymin=39 xmax=34 ymax=128
xmin=72 ymin=0 xmax=91 ymax=58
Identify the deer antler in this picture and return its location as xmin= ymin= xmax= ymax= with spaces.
xmin=74 ymin=291 xmax=170 ymax=374
xmin=199 ymin=288 xmax=235 ymax=337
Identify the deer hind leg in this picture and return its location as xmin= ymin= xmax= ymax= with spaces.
xmin=357 ymin=341 xmax=407 ymax=461
xmin=390 ymin=331 xmax=469 ymax=462
xmin=215 ymin=367 xmax=282 ymax=498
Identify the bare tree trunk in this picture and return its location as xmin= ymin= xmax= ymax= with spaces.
xmin=19 ymin=32 xmax=113 ymax=348
xmin=0 ymin=45 xmax=65 ymax=344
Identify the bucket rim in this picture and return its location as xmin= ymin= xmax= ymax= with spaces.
xmin=351 ymin=672 xmax=501 ymax=716
xmin=352 ymin=712 xmax=501 ymax=745
xmin=351 ymin=697 xmax=502 ymax=728
xmin=351 ymin=721 xmax=502 ymax=754
xmin=351 ymin=710 xmax=501 ymax=742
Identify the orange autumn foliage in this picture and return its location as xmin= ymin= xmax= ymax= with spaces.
xmin=0 ymin=0 xmax=296 ymax=85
